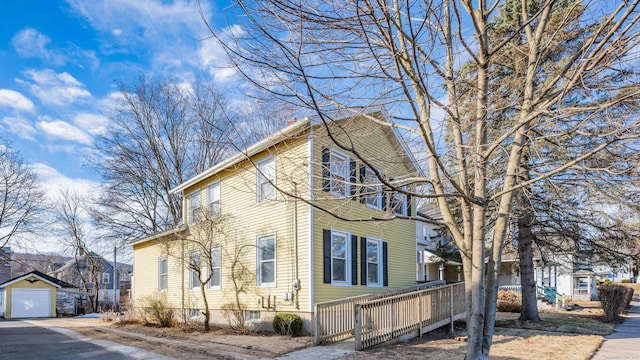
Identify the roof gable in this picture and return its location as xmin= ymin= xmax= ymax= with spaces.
xmin=0 ymin=270 xmax=75 ymax=289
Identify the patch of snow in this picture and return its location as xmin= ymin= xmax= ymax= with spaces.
xmin=76 ymin=313 xmax=101 ymax=318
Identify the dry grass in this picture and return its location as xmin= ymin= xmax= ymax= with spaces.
xmin=341 ymin=297 xmax=621 ymax=360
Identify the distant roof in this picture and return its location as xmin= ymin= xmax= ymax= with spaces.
xmin=0 ymin=270 xmax=76 ymax=289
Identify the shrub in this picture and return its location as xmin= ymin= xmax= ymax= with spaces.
xmin=496 ymin=290 xmax=522 ymax=313
xmin=598 ymin=284 xmax=634 ymax=322
xmin=139 ymin=292 xmax=175 ymax=327
xmin=273 ymin=313 xmax=303 ymax=336
xmin=621 ymin=279 xmax=631 ymax=283
xmin=222 ymin=303 xmax=251 ymax=334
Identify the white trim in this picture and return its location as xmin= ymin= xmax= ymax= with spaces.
xmin=256 ymin=233 xmax=277 ymax=288
xmin=208 ymin=245 xmax=222 ymax=290
xmin=365 ymin=237 xmax=383 ymax=288
xmin=256 ymin=156 xmax=276 ymax=203
xmin=329 ymin=229 xmax=351 ymax=286
xmin=308 ymin=133 xmax=315 ymax=312
xmin=171 ymin=119 xmax=309 ymax=194
xmin=129 ymin=225 xmax=187 ymax=247
xmin=158 ymin=256 xmax=168 ymax=292
xmin=0 ymin=273 xmax=61 ymax=289
xmin=328 ymin=148 xmax=350 ymax=197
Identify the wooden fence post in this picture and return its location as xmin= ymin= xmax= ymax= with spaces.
xmin=450 ymin=285 xmax=454 ymax=333
xmin=354 ymin=303 xmax=362 ymax=351
xmin=419 ymin=290 xmax=423 ymax=337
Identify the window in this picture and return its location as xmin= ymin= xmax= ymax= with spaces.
xmin=190 ymin=309 xmax=200 ymax=318
xmin=208 ymin=246 xmax=221 ymax=289
xmin=330 ymin=231 xmax=351 ymax=284
xmin=391 ymin=190 xmax=407 ymax=216
xmin=366 ymin=239 xmax=381 ymax=287
xmin=330 ymin=150 xmax=349 ymax=197
xmin=102 ymin=272 xmax=110 ymax=285
xmin=360 ymin=237 xmax=389 ymax=287
xmin=245 ymin=310 xmax=260 ymax=323
xmin=256 ymin=157 xmax=276 ymax=202
xmin=363 ymin=167 xmax=382 ymax=209
xmin=207 ymin=182 xmax=220 ymax=218
xmin=189 ymin=190 xmax=201 ymax=224
xmin=257 ymin=234 xmax=276 ymax=287
xmin=189 ymin=251 xmax=201 ymax=289
xmin=158 ymin=257 xmax=168 ymax=291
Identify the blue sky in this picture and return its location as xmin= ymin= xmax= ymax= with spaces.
xmin=0 ymin=0 xmax=237 ymax=200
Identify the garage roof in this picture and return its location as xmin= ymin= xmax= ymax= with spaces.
xmin=0 ymin=270 xmax=75 ymax=289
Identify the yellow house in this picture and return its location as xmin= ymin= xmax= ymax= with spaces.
xmin=131 ymin=112 xmax=421 ymax=332
xmin=0 ymin=270 xmax=75 ymax=319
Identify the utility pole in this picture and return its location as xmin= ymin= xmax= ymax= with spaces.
xmin=113 ymin=246 xmax=117 ymax=310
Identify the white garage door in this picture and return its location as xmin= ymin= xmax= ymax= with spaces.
xmin=11 ymin=288 xmax=51 ymax=318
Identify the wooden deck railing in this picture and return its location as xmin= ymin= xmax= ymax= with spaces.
xmin=313 ymin=280 xmax=446 ymax=344
xmin=354 ymin=282 xmax=466 ymax=350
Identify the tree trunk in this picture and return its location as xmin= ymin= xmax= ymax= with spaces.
xmin=200 ymin=284 xmax=210 ymax=331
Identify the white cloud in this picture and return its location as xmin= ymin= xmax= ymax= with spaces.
xmin=11 ymin=27 xmax=98 ymax=69
xmin=2 ymin=116 xmax=37 ymax=141
xmin=36 ymin=116 xmax=93 ymax=144
xmin=0 ymin=89 xmax=35 ymax=112
xmin=17 ymin=69 xmax=92 ymax=106
xmin=30 ymin=162 xmax=99 ymax=202
xmin=73 ymin=112 xmax=110 ymax=136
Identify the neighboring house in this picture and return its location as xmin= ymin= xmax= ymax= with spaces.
xmin=0 ymin=247 xmax=12 ymax=284
xmin=0 ymin=270 xmax=75 ymax=319
xmin=132 ymin=112 xmax=422 ymax=333
xmin=499 ymin=240 xmax=634 ymax=301
xmin=415 ymin=206 xmax=462 ymax=284
xmin=50 ymin=251 xmax=132 ymax=309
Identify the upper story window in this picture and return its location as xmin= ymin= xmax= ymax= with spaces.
xmin=256 ymin=156 xmax=276 ymax=203
xmin=208 ymin=246 xmax=221 ymax=289
xmin=391 ymin=187 xmax=411 ymax=216
xmin=189 ymin=190 xmax=201 ymax=225
xmin=158 ymin=257 xmax=168 ymax=291
xmin=102 ymin=272 xmax=110 ymax=285
xmin=189 ymin=250 xmax=201 ymax=289
xmin=207 ymin=182 xmax=220 ymax=218
xmin=362 ymin=167 xmax=382 ymax=209
xmin=257 ymin=234 xmax=276 ymax=287
xmin=322 ymin=148 xmax=353 ymax=197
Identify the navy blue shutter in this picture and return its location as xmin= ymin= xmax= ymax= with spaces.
xmin=322 ymin=147 xmax=330 ymax=192
xmin=360 ymin=237 xmax=367 ymax=285
xmin=351 ymin=235 xmax=358 ymax=285
xmin=349 ymin=160 xmax=357 ymax=198
xmin=382 ymin=191 xmax=387 ymax=211
xmin=359 ymin=165 xmax=366 ymax=203
xmin=383 ymin=242 xmax=388 ymax=287
xmin=406 ymin=194 xmax=412 ymax=216
xmin=323 ymin=229 xmax=331 ymax=284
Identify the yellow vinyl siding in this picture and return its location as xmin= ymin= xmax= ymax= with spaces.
xmin=310 ymin=115 xmax=417 ymax=303
xmin=134 ymin=134 xmax=312 ymax=315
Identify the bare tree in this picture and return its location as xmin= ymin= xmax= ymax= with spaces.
xmin=205 ymin=1 xmax=640 ymax=357
xmin=90 ymin=76 xmax=236 ymax=246
xmin=53 ymin=189 xmax=103 ymax=312
xmin=0 ymin=141 xmax=45 ymax=253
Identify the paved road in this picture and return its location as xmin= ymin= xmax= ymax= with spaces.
xmin=0 ymin=319 xmax=173 ymax=360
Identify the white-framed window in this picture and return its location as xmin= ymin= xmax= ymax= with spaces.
xmin=363 ymin=167 xmax=382 ymax=209
xmin=189 ymin=250 xmax=201 ymax=289
xmin=208 ymin=245 xmax=221 ymax=289
xmin=257 ymin=234 xmax=276 ymax=287
xmin=329 ymin=149 xmax=349 ymax=197
xmin=391 ymin=189 xmax=408 ymax=215
xmin=331 ymin=230 xmax=351 ymax=285
xmin=245 ymin=310 xmax=261 ymax=323
xmin=256 ymin=156 xmax=276 ymax=202
xmin=158 ymin=256 xmax=168 ymax=291
xmin=190 ymin=309 xmax=200 ymax=318
xmin=366 ymin=238 xmax=382 ymax=287
xmin=189 ymin=190 xmax=201 ymax=224
xmin=207 ymin=181 xmax=220 ymax=218
xmin=102 ymin=272 xmax=110 ymax=285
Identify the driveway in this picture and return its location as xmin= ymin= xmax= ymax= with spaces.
xmin=0 ymin=319 xmax=173 ymax=360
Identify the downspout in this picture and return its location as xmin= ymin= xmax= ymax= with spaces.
xmin=308 ymin=133 xmax=314 ymax=313
xmin=294 ymin=182 xmax=299 ymax=310
xmin=179 ymin=190 xmax=185 ymax=320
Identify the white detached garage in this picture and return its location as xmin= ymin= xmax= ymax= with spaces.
xmin=0 ymin=270 xmax=70 ymax=319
